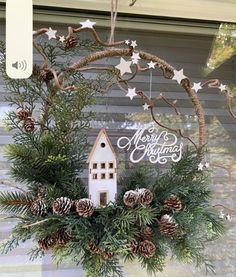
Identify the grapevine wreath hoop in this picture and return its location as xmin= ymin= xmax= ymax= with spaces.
xmin=0 ymin=1 xmax=235 ymax=276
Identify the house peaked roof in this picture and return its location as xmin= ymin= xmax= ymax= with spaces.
xmin=87 ymin=128 xmax=116 ymax=163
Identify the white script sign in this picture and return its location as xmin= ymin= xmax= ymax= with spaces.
xmin=117 ymin=126 xmax=183 ymax=164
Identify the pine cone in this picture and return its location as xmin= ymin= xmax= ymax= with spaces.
xmin=87 ymin=241 xmax=101 ymax=254
xmin=139 ymin=240 xmax=156 ymax=258
xmin=123 ymin=190 xmax=138 ymax=207
xmin=38 ymin=235 xmax=56 ymax=251
xmin=40 ymin=69 xmax=54 ymax=83
xmin=17 ymin=109 xmax=29 ymax=121
xmin=129 ymin=239 xmax=139 ymax=255
xmin=56 ymin=228 xmax=72 ymax=246
xmin=102 ymin=251 xmax=114 ymax=260
xmin=64 ymin=36 xmax=77 ymax=49
xmin=30 ymin=199 xmax=47 ymax=216
xmin=140 ymin=226 xmax=153 ymax=241
xmin=23 ymin=117 xmax=35 ymax=132
xmin=138 ymin=188 xmax=153 ymax=206
xmin=164 ymin=195 xmax=182 ymax=211
xmin=159 ymin=214 xmax=178 ymax=237
xmin=52 ymin=197 xmax=73 ymax=215
xmin=37 ymin=185 xmax=47 ymax=199
xmin=75 ymin=198 xmax=94 ymax=217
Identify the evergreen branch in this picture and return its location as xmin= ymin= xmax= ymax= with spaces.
xmin=0 ymin=191 xmax=33 ymax=215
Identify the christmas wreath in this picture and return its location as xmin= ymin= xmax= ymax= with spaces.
xmin=0 ymin=3 xmax=232 ymax=276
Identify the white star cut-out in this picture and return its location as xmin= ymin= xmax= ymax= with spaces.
xmin=205 ymin=162 xmax=210 ymax=168
xmin=219 ymin=211 xmax=225 ymax=219
xmin=198 ymin=163 xmax=204 ymax=171
xmin=126 ymin=88 xmax=137 ymax=100
xmin=130 ymin=40 xmax=137 ymax=48
xmin=125 ymin=40 xmax=130 ymax=45
xmin=132 ymin=59 xmax=139 ymax=64
xmin=192 ymin=82 xmax=202 ymax=93
xmin=226 ymin=214 xmax=232 ymax=221
xmin=46 ymin=27 xmax=57 ymax=40
xmin=219 ymin=84 xmax=226 ymax=92
xmin=80 ymin=19 xmax=96 ymax=29
xmin=147 ymin=61 xmax=156 ymax=69
xmin=115 ymin=58 xmax=132 ymax=76
xmin=172 ymin=69 xmax=186 ymax=84
xmin=143 ymin=103 xmax=150 ymax=110
xmin=59 ymin=36 xmax=65 ymax=43
xmin=131 ymin=52 xmax=141 ymax=64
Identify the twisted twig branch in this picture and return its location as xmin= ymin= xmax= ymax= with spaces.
xmin=33 ymin=26 xmax=207 ymax=148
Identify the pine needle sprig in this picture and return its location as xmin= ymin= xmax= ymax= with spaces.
xmin=0 ymin=191 xmax=33 ymax=215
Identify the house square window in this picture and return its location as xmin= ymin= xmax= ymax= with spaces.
xmin=93 ymin=163 xmax=98 ymax=169
xmin=109 ymin=163 xmax=114 ymax=169
xmin=101 ymin=163 xmax=106 ymax=169
xmin=101 ymin=173 xmax=106 ymax=179
xmin=92 ymin=174 xmax=98 ymax=180
xmin=109 ymin=173 xmax=114 ymax=179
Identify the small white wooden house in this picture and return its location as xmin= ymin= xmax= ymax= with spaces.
xmin=87 ymin=129 xmax=117 ymax=207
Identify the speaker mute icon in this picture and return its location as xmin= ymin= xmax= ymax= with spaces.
xmin=12 ymin=60 xmax=27 ymax=71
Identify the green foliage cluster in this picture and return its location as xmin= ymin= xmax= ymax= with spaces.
xmin=0 ymin=38 xmax=225 ymax=277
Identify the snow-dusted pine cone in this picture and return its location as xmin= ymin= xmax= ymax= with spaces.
xmin=56 ymin=228 xmax=72 ymax=246
xmin=129 ymin=239 xmax=139 ymax=255
xmin=64 ymin=36 xmax=77 ymax=49
xmin=75 ymin=198 xmax=94 ymax=218
xmin=23 ymin=117 xmax=35 ymax=132
xmin=16 ymin=109 xmax=29 ymax=121
xmin=164 ymin=195 xmax=182 ymax=211
xmin=123 ymin=190 xmax=138 ymax=207
xmin=52 ymin=197 xmax=73 ymax=215
xmin=138 ymin=188 xmax=153 ymax=206
xmin=139 ymin=240 xmax=156 ymax=258
xmin=40 ymin=69 xmax=54 ymax=83
xmin=87 ymin=241 xmax=101 ymax=254
xmin=159 ymin=214 xmax=178 ymax=237
xmin=38 ymin=235 xmax=56 ymax=251
xmin=140 ymin=226 xmax=153 ymax=241
xmin=102 ymin=251 xmax=114 ymax=260
xmin=30 ymin=199 xmax=47 ymax=216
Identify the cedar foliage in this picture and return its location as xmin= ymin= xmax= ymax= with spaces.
xmin=0 ymin=37 xmax=225 ymax=277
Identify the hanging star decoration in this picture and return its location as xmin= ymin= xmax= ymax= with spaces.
xmin=192 ymin=82 xmax=202 ymax=93
xmin=172 ymin=69 xmax=186 ymax=84
xmin=219 ymin=83 xmax=227 ymax=92
xmin=125 ymin=40 xmax=130 ymax=45
xmin=59 ymin=36 xmax=65 ymax=43
xmin=143 ymin=103 xmax=150 ymax=110
xmin=226 ymin=214 xmax=232 ymax=221
xmin=130 ymin=40 xmax=137 ymax=48
xmin=198 ymin=163 xmax=204 ymax=171
xmin=80 ymin=19 xmax=96 ymax=29
xmin=205 ymin=162 xmax=210 ymax=168
xmin=115 ymin=58 xmax=132 ymax=76
xmin=46 ymin=27 xmax=57 ymax=40
xmin=219 ymin=211 xmax=225 ymax=219
xmin=126 ymin=87 xmax=137 ymax=100
xmin=147 ymin=61 xmax=156 ymax=69
xmin=131 ymin=52 xmax=141 ymax=64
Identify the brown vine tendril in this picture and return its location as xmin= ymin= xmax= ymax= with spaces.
xmin=32 ymin=25 xmax=207 ymax=148
xmin=137 ymin=90 xmax=198 ymax=149
xmin=202 ymin=79 xmax=236 ymax=121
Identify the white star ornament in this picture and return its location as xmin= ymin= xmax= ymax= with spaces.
xmin=126 ymin=88 xmax=137 ymax=100
xmin=115 ymin=58 xmax=132 ymax=76
xmin=172 ymin=69 xmax=186 ymax=84
xmin=80 ymin=19 xmax=96 ymax=29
